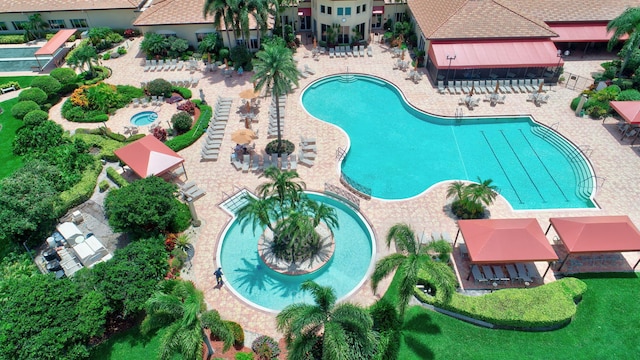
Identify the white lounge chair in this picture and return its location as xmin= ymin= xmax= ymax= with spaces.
xmin=300 ymin=143 xmax=317 ymax=152
xmin=150 ymin=59 xmax=157 ymax=71
xmin=242 ymin=154 xmax=250 ymax=172
xmin=251 ymin=155 xmax=261 ymax=172
xmin=298 ymin=67 xmax=309 ymax=79
xmin=300 ymin=136 xmax=316 ymax=145
xmin=329 ymin=48 xmax=335 ymax=58
xmin=132 ymin=98 xmax=140 ymax=107
xmin=163 ymin=60 xmax=171 ymax=71
xmin=231 ymin=154 xmax=242 ymax=170
xmin=359 ymin=45 xmax=365 ymax=57
xmin=140 ymin=97 xmax=149 ymax=107
xmin=157 ymin=59 xmax=165 ymax=70
xmin=289 ymin=154 xmax=297 ymax=170
xmin=169 ymin=59 xmax=177 ymax=71
xmin=304 ymin=64 xmax=316 ymax=75
xmin=367 ymin=46 xmax=372 ymax=57
xmin=351 ymin=46 xmax=357 ymax=57
xmin=270 ymin=153 xmax=279 ymax=168
xmin=437 ymin=81 xmax=446 ymax=94
xmin=280 ymin=154 xmax=288 ymax=170
xmin=298 ymin=150 xmax=314 ymax=167
xmin=144 ymin=60 xmax=151 ymax=71
xmin=177 ymin=61 xmax=184 ymax=71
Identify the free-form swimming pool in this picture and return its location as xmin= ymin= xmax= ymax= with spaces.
xmin=0 ymin=47 xmax=53 ymax=72
xmin=218 ymin=192 xmax=375 ymax=312
xmin=130 ymin=111 xmax=158 ymax=126
xmin=301 ymin=74 xmax=595 ymax=210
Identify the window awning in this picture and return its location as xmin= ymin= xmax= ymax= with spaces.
xmin=373 ymin=6 xmax=384 ymax=14
xmin=429 ymin=40 xmax=562 ymax=69
xmin=298 ymin=8 xmax=311 ymax=17
xmin=549 ymin=23 xmax=628 ymax=42
xmin=35 ymin=29 xmax=77 ymax=56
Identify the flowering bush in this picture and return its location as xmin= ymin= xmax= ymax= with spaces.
xmin=153 ymin=126 xmax=168 ymax=142
xmin=123 ymin=29 xmax=136 ymax=38
xmin=70 ymin=85 xmax=90 ymax=107
xmin=177 ymin=100 xmax=196 ymax=115
xmin=251 ymin=335 xmax=280 ymax=360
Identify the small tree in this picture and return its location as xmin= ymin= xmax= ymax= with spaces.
xmin=67 ymin=45 xmax=100 ymax=78
xmin=447 ymin=178 xmax=499 ymax=219
xmin=30 ymin=75 xmax=62 ymax=96
xmin=140 ymin=32 xmax=170 ymax=57
xmin=171 ymin=111 xmax=193 ymax=134
xmin=198 ymin=33 xmax=219 ymax=63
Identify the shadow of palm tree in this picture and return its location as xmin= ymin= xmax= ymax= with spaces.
xmin=232 ymin=253 xmax=275 ymax=294
xmin=403 ymin=311 xmax=442 ymax=335
xmin=401 ymin=334 xmax=436 ymax=360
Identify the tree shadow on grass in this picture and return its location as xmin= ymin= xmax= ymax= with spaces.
xmin=399 ymin=310 xmax=442 ymax=360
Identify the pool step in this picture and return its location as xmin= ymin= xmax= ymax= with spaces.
xmin=339 ymin=74 xmax=357 ymax=83
xmin=219 ymin=189 xmax=255 ymax=215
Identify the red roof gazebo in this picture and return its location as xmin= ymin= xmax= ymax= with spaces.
xmin=113 ymin=135 xmax=186 ymax=179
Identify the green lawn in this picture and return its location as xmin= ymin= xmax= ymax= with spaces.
xmin=89 ymin=324 xmax=166 ymax=360
xmin=0 ymin=98 xmax=24 ymax=180
xmin=395 ymin=272 xmax=640 ymax=359
xmin=0 ymin=76 xmax=37 ymax=89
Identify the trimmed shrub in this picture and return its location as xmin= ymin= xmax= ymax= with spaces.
xmin=102 ymin=53 xmax=111 ymax=60
xmin=415 ymin=275 xmax=587 ymax=328
xmin=56 ymin=159 xmax=102 ymax=216
xmin=0 ymin=34 xmax=26 ymax=44
xmin=117 ymin=46 xmax=127 ymax=55
xmin=23 ymin=110 xmax=49 ymax=127
xmin=126 ymin=133 xmax=146 ymax=142
xmin=251 ymin=335 xmax=280 ymax=360
xmin=147 ymin=78 xmax=172 ymax=97
xmin=0 ymin=81 xmax=20 ymax=90
xmin=172 ymin=86 xmax=192 ymax=99
xmin=30 ymin=76 xmax=62 ymax=95
xmin=18 ymin=88 xmax=48 ymax=105
xmin=11 ymin=100 xmax=40 ymax=120
xmin=165 ymin=103 xmax=211 ymax=151
xmin=570 ymin=96 xmax=582 ymax=111
xmin=616 ymin=89 xmax=640 ymax=101
xmin=225 ymin=321 xmax=245 ymax=348
xmin=177 ymin=100 xmax=196 ymax=115
xmin=105 ymin=131 xmax=126 ymax=142
xmin=218 ymin=48 xmax=230 ymax=61
xmin=116 ymin=85 xmax=145 ymax=102
xmin=99 ymin=179 xmax=110 ymax=192
xmin=265 ymin=139 xmax=295 ymax=155
xmin=50 ymin=67 xmax=78 ymax=85
xmin=171 ymin=111 xmax=193 ymax=134
xmin=152 ymin=127 xmax=168 ymax=142
xmin=235 ymin=353 xmax=253 ymax=360
xmin=106 ymin=167 xmax=129 ymax=188
xmin=170 ymin=201 xmax=192 ymax=233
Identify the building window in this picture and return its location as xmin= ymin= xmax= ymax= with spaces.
xmin=338 ymin=26 xmax=349 ymax=44
xmin=0 ymin=22 xmax=7 ymax=31
xmin=345 ymin=7 xmax=351 ymax=16
xmin=236 ymin=39 xmax=246 ymax=46
xmin=48 ymin=20 xmax=66 ymax=29
xmin=395 ymin=12 xmax=404 ymax=22
xmin=363 ymin=4 xmax=367 ymax=12
xmin=321 ymin=5 xmax=325 ymax=14
xmin=337 ymin=8 xmax=343 ymax=16
xmin=357 ymin=6 xmax=361 ymax=14
xmin=12 ymin=21 xmax=28 ymax=31
xmin=327 ymin=6 xmax=332 ymax=15
xmin=70 ymin=19 xmax=88 ymax=28
xmin=250 ymin=38 xmax=259 ymax=49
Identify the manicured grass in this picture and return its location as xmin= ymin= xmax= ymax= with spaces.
xmin=0 ymin=76 xmax=37 ymax=89
xmin=392 ymin=272 xmax=640 ymax=359
xmin=89 ymin=324 xmax=165 ymax=360
xmin=0 ymin=98 xmax=24 ymax=180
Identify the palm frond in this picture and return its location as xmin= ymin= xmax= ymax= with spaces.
xmin=322 ymin=322 xmax=350 ymax=360
xmin=371 ymin=253 xmax=407 ymax=293
xmin=386 ymin=223 xmax=417 ymax=254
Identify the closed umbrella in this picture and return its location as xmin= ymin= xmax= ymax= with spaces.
xmin=469 ymin=83 xmax=475 ymax=97
xmin=494 ymin=81 xmax=500 ymax=94
xmin=231 ymin=129 xmax=257 ymax=144
xmin=538 ymin=80 xmax=545 ymax=93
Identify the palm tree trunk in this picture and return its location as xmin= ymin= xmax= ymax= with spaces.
xmin=275 ymin=95 xmax=282 ymax=151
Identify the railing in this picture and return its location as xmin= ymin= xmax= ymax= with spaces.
xmin=559 ymin=71 xmax=592 ymax=92
xmin=324 ymin=183 xmax=360 ymax=209
xmin=340 ymin=173 xmax=372 ymax=200
xmin=336 ymin=147 xmax=346 ymax=161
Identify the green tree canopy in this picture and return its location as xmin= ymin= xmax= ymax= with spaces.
xmin=608 ymin=7 xmax=640 ymax=78
xmin=67 ymin=45 xmax=100 ymax=78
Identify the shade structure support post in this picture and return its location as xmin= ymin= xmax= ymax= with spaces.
xmin=557 ymin=253 xmax=571 ymax=271
xmin=545 ymin=223 xmax=552 ymax=235
xmin=542 ymin=262 xmax=552 ymax=279
xmin=466 ymin=265 xmax=472 ymax=281
xmin=633 ymin=258 xmax=640 ymax=270
xmin=181 ymin=163 xmax=188 ymax=180
xmin=454 ymin=229 xmax=460 ymax=246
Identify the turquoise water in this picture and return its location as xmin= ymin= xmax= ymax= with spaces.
xmin=218 ymin=193 xmax=374 ymax=311
xmin=0 ymin=47 xmax=52 ymax=72
xmin=130 ymin=111 xmax=158 ymax=126
xmin=301 ymin=75 xmax=595 ymax=210
xmin=0 ymin=47 xmax=39 ymax=58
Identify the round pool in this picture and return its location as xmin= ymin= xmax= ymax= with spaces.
xmin=130 ymin=111 xmax=158 ymax=126
xmin=217 ymin=192 xmax=375 ymax=312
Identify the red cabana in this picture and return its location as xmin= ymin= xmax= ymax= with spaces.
xmin=34 ymin=29 xmax=77 ymax=70
xmin=547 ymin=216 xmax=640 ymax=270
xmin=113 ymin=135 xmax=186 ymax=178
xmin=610 ymin=101 xmax=640 ymax=124
xmin=456 ymin=219 xmax=558 ymax=264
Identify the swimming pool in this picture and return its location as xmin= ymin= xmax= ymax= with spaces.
xmin=0 ymin=47 xmax=53 ymax=72
xmin=130 ymin=111 xmax=158 ymax=126
xmin=217 ymin=192 xmax=375 ymax=312
xmin=301 ymin=74 xmax=595 ymax=210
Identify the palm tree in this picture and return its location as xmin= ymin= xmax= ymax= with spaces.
xmin=198 ymin=33 xmax=219 ymax=63
xmin=256 ymin=166 xmax=305 ymax=207
xmin=204 ymin=0 xmax=235 ymax=48
xmin=607 ymin=7 xmax=640 ymax=78
xmin=371 ymin=223 xmax=456 ymax=317
xmin=445 ymin=181 xmax=466 ymax=202
xmin=277 ymin=281 xmax=377 ymax=360
xmin=466 ymin=178 xmax=499 ymax=207
xmin=67 ymin=45 xmax=100 ymax=78
xmin=251 ymin=39 xmax=299 ymax=151
xmin=141 ymin=280 xmax=234 ymax=360
xmin=24 ymin=13 xmax=47 ymax=41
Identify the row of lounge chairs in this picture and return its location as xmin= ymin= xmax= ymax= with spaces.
xmin=180 ymin=181 xmax=206 ymax=201
xmin=231 ymin=152 xmax=300 ymax=173
xmin=144 ymin=59 xmax=187 ymax=72
xmin=328 ymin=45 xmax=372 ymax=58
xmin=132 ymin=96 xmax=164 ymax=107
xmin=439 ymin=79 xmax=545 ymax=95
xmin=471 ymin=263 xmax=538 ymax=284
xmin=201 ymin=96 xmax=232 ymax=161
xmin=298 ymin=136 xmax=316 ymax=167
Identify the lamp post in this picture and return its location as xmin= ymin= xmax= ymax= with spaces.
xmin=555 ymin=50 xmax=564 ymax=83
xmin=445 ymin=54 xmax=456 ymax=85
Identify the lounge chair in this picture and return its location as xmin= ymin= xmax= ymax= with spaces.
xmin=510 ymin=79 xmax=520 ymax=93
xmin=351 ymin=46 xmax=357 ymax=57
xmin=298 ymin=67 xmax=309 ymax=79
xmin=367 ymin=46 xmax=373 ymax=57
xmin=231 ymin=154 xmax=243 ymax=170
xmin=289 ymin=154 xmax=297 ymax=170
xmin=524 ymin=79 xmax=536 ymax=92
xmin=471 ymin=265 xmax=488 ymax=283
xmin=177 ymin=61 xmax=184 ymax=71
xmin=262 ymin=154 xmax=271 ymax=168
xmin=518 ymin=79 xmax=528 ymax=93
xmin=169 ymin=59 xmax=177 ymax=71
xmin=437 ymin=80 xmax=446 ymax=94
xmin=525 ymin=263 xmax=539 ymax=281
xmin=280 ymin=154 xmax=289 ymax=170
xmin=300 ymin=136 xmax=316 ymax=145
xmin=340 ymin=46 xmax=347 ymax=58
xmin=242 ymin=154 xmax=250 ymax=172
xmin=304 ymin=64 xmax=316 ymax=75
xmin=461 ymin=81 xmax=470 ymax=94
xmin=482 ymin=265 xmax=498 ymax=282
xmin=132 ymin=98 xmax=140 ymax=107
xmin=454 ymin=81 xmax=462 ymax=94
xmin=151 ymin=95 xmax=158 ymax=105
xmin=157 ymin=59 xmax=165 ymax=70
xmin=140 ymin=97 xmax=149 ymax=107
xmin=492 ymin=265 xmax=510 ymax=282
xmin=298 ymin=150 xmax=314 ymax=167
xmin=150 ymin=59 xmax=157 ymax=71
xmin=144 ymin=60 xmax=151 ymax=71
xmin=271 ymin=153 xmax=279 ymax=168
xmin=329 ymin=48 xmax=335 ymax=58
xmin=497 ymin=95 xmax=506 ymax=104
xmin=251 ymin=155 xmax=261 ymax=172
xmin=537 ymin=94 xmax=550 ymax=104
xmin=164 ymin=60 xmax=172 ymax=71
xmin=516 ymin=263 xmax=533 ymax=283
xmin=505 ymin=264 xmax=520 ymax=282
xmin=459 ymin=243 xmax=469 ymax=258
xmin=499 ymin=80 xmax=511 ymax=94
xmin=473 ymin=81 xmax=484 ymax=94
xmin=359 ymin=45 xmax=365 ymax=57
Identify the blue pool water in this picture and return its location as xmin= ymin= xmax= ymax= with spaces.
xmin=301 ymin=75 xmax=595 ymax=210
xmin=0 ymin=47 xmax=53 ymax=72
xmin=218 ymin=193 xmax=374 ymax=312
xmin=130 ymin=111 xmax=158 ymax=126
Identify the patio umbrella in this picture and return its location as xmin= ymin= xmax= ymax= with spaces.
xmin=494 ymin=81 xmax=500 ymax=94
xmin=239 ymin=88 xmax=260 ymax=112
xmin=231 ymin=129 xmax=256 ymax=144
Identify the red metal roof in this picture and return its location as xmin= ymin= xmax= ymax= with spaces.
xmin=35 ymin=29 xmax=77 ymax=56
xmin=298 ymin=8 xmax=311 ymax=16
xmin=429 ymin=40 xmax=562 ymax=69
xmin=610 ymin=101 xmax=640 ymax=124
xmin=549 ymin=23 xmax=628 ymax=42
xmin=458 ymin=218 xmax=558 ymax=264
xmin=550 ymin=216 xmax=640 ymax=254
xmin=113 ymin=135 xmax=184 ymax=178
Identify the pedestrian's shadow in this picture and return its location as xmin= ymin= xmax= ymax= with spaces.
xmin=214 ymin=282 xmax=224 ymax=290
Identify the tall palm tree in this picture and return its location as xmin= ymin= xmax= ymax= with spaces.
xmin=466 ymin=178 xmax=499 ymax=207
xmin=277 ymin=280 xmax=377 ymax=360
xmin=252 ymin=39 xmax=299 ymax=151
xmin=256 ymin=166 xmax=305 ymax=207
xmin=608 ymin=7 xmax=640 ymax=78
xmin=204 ymin=0 xmax=235 ymax=48
xmin=141 ymin=280 xmax=234 ymax=360
xmin=371 ymin=223 xmax=456 ymax=317
xmin=67 ymin=45 xmax=100 ymax=78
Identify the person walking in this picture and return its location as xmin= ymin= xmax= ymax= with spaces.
xmin=214 ymin=267 xmax=223 ymax=286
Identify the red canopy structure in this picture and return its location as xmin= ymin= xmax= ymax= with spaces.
xmin=34 ymin=29 xmax=77 ymax=70
xmin=548 ymin=216 xmax=640 ymax=270
xmin=456 ymin=218 xmax=558 ymax=264
xmin=113 ymin=135 xmax=185 ymax=178
xmin=610 ymin=101 xmax=640 ymax=124
xmin=549 ymin=23 xmax=628 ymax=43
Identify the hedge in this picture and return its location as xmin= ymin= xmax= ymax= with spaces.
xmin=56 ymin=159 xmax=102 ymax=216
xmin=0 ymin=35 xmax=26 ymax=44
xmin=73 ymin=133 xmax=125 ymax=162
xmin=106 ymin=167 xmax=129 ymax=188
xmin=172 ymin=86 xmax=192 ymax=99
xmin=415 ymin=275 xmax=587 ymax=329
xmin=18 ymin=88 xmax=48 ymax=105
xmin=165 ymin=101 xmax=210 ymax=152
xmin=0 ymin=81 xmax=20 ymax=90
xmin=99 ymin=180 xmax=110 ymax=192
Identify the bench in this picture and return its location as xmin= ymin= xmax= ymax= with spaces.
xmin=1 ymin=86 xmax=16 ymax=94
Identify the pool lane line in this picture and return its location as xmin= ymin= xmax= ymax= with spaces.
xmin=449 ymin=126 xmax=470 ymax=181
xmin=480 ymin=131 xmax=523 ymax=204
xmin=499 ymin=130 xmax=546 ymax=203
xmin=518 ymin=129 xmax=569 ymax=202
